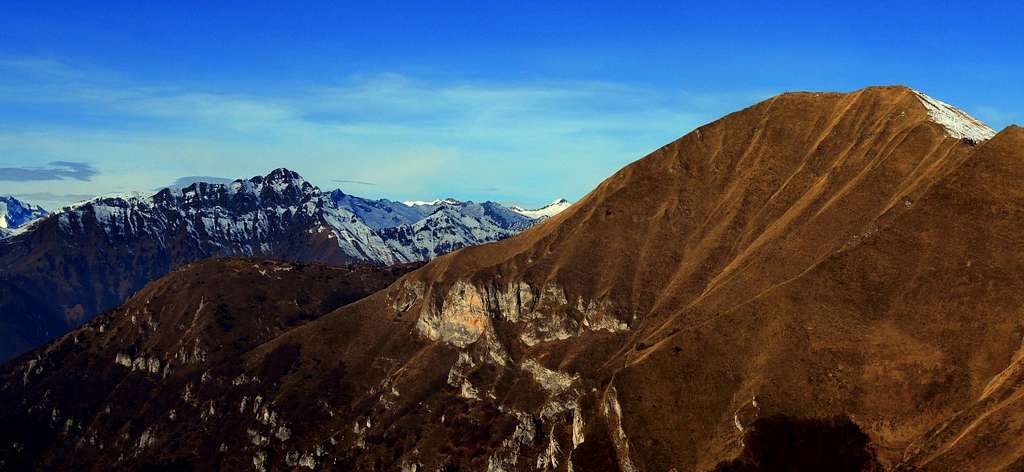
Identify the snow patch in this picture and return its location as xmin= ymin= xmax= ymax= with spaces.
xmin=913 ymin=90 xmax=996 ymax=142
xmin=510 ymin=198 xmax=572 ymax=219
xmin=401 ymin=198 xmax=461 ymax=207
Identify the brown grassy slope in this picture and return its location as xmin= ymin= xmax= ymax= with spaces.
xmin=603 ymin=124 xmax=1024 ymax=470
xmin=243 ymin=86 xmax=1023 ymax=470
xmin=885 ymin=125 xmax=1024 ymax=471
xmin=408 ymin=86 xmax=974 ymax=307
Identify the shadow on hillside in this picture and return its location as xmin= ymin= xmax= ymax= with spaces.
xmin=713 ymin=414 xmax=881 ymax=472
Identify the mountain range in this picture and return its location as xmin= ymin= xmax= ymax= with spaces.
xmin=0 ymin=173 xmax=568 ymax=360
xmin=4 ymin=86 xmax=1024 ymax=471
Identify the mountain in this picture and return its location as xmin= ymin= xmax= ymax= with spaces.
xmin=327 ymin=192 xmax=536 ymax=261
xmin=4 ymin=86 xmax=1024 ymax=471
xmin=510 ymin=198 xmax=572 ymax=219
xmin=380 ymin=200 xmax=536 ymax=262
xmin=0 ymin=170 xmax=543 ymax=360
xmin=0 ymin=196 xmax=47 ymax=238
xmin=327 ymin=190 xmax=430 ymax=230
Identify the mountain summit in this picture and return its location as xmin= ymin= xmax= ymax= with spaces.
xmin=0 ymin=195 xmax=47 ymax=237
xmin=912 ymin=89 xmax=996 ymax=142
xmin=510 ymin=198 xmax=572 ymax=219
xmin=4 ymin=87 xmax=1024 ymax=471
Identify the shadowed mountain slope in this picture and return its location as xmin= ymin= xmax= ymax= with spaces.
xmin=0 ymin=258 xmax=419 ymax=470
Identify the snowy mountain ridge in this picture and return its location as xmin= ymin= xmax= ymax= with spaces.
xmin=402 ymin=198 xmax=461 ymax=207
xmin=10 ymin=168 xmax=547 ymax=264
xmin=403 ymin=196 xmax=573 ymax=220
xmin=913 ymin=90 xmax=996 ymax=143
xmin=509 ymin=197 xmax=572 ymax=219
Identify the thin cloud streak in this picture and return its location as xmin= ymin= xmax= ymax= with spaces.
xmin=8 ymin=191 xmax=97 ymax=209
xmin=332 ymin=179 xmax=377 ymax=186
xmin=0 ymin=161 xmax=98 ymax=182
xmin=0 ymin=57 xmax=774 ymax=207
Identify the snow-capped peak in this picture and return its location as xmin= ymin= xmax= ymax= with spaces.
xmin=913 ymin=90 xmax=996 ymax=143
xmin=262 ymin=168 xmax=306 ymax=188
xmin=402 ymin=198 xmax=461 ymax=207
xmin=510 ymin=198 xmax=572 ymax=219
xmin=0 ymin=195 xmax=48 ymax=231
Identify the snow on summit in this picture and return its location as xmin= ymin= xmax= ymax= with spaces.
xmin=0 ymin=196 xmax=47 ymax=238
xmin=510 ymin=198 xmax=571 ymax=219
xmin=402 ymin=198 xmax=461 ymax=207
xmin=913 ymin=90 xmax=997 ymax=143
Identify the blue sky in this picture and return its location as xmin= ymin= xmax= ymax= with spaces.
xmin=1 ymin=1 xmax=1022 ymax=208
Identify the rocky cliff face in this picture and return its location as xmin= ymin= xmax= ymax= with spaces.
xmin=4 ymin=87 xmax=1024 ymax=471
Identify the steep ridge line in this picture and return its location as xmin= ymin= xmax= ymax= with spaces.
xmin=634 ymin=121 xmax=1009 ymax=359
xmin=634 ymin=88 xmax=953 ymax=322
xmin=682 ymin=89 xmax=978 ymax=317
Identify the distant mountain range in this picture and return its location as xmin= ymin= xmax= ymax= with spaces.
xmin=0 ymin=170 xmax=569 ymax=359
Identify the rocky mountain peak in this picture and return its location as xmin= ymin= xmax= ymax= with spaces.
xmin=257 ymin=167 xmax=310 ymax=190
xmin=0 ymin=195 xmax=47 ymax=230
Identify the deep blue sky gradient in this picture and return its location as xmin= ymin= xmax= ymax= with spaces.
xmin=1 ymin=1 xmax=1021 ymax=207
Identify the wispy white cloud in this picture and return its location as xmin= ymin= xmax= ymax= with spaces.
xmin=0 ymin=57 xmax=89 ymax=80
xmin=0 ymin=161 xmax=97 ymax=181
xmin=332 ymin=179 xmax=376 ymax=186
xmin=0 ymin=57 xmax=773 ymax=207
